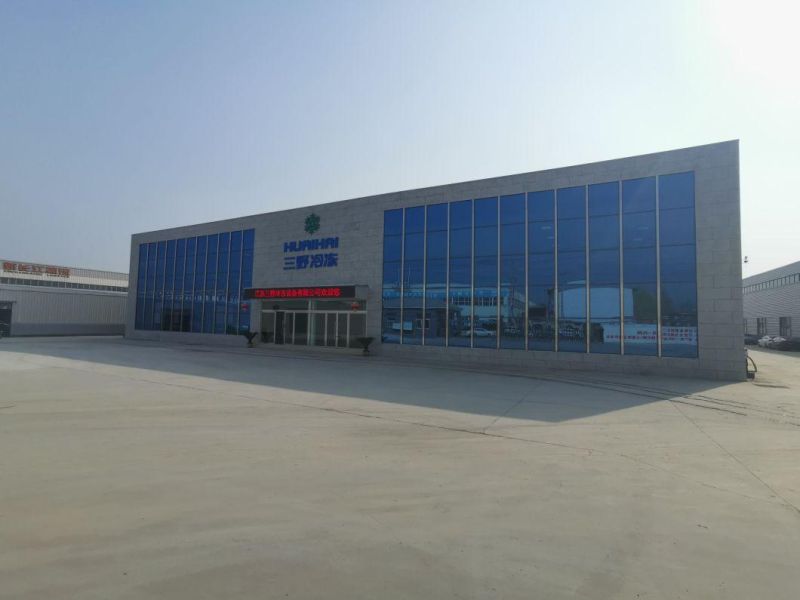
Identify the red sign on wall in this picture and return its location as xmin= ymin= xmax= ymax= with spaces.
xmin=2 ymin=261 xmax=70 ymax=278
xmin=244 ymin=286 xmax=356 ymax=300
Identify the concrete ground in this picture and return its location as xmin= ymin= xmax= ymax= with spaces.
xmin=1 ymin=338 xmax=798 ymax=600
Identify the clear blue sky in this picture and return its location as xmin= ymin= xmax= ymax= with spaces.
xmin=1 ymin=0 xmax=797 ymax=276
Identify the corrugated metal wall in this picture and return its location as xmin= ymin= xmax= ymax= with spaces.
xmin=0 ymin=285 xmax=127 ymax=336
xmin=743 ymin=261 xmax=800 ymax=337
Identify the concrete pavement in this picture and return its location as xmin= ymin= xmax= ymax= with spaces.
xmin=1 ymin=338 xmax=798 ymax=599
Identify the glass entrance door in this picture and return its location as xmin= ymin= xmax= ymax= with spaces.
xmin=258 ymin=299 xmax=367 ymax=349
xmin=325 ymin=313 xmax=336 ymax=347
xmin=261 ymin=311 xmax=275 ymax=343
xmin=292 ymin=312 xmax=308 ymax=345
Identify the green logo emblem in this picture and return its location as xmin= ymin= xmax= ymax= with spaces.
xmin=304 ymin=213 xmax=321 ymax=235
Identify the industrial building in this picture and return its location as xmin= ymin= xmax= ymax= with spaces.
xmin=743 ymin=261 xmax=800 ymax=338
xmin=127 ymin=141 xmax=744 ymax=380
xmin=0 ymin=260 xmax=128 ymax=337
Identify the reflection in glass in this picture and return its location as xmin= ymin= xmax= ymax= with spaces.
xmin=622 ymin=177 xmax=657 ymax=356
xmin=403 ymin=206 xmax=424 ymax=345
xmin=589 ymin=181 xmax=620 ymax=354
xmin=425 ymin=204 xmax=447 ymax=346
xmin=382 ymin=209 xmax=403 ymax=344
xmin=528 ymin=190 xmax=555 ymax=351
xmin=474 ymin=197 xmax=498 ymax=348
xmin=660 ymin=172 xmax=697 ymax=357
xmin=449 ymin=200 xmax=472 ymax=347
xmin=192 ymin=236 xmax=205 ymax=333
xmin=557 ymin=186 xmax=586 ymax=352
xmin=135 ymin=245 xmax=147 ymax=329
xmin=378 ymin=170 xmax=697 ymax=359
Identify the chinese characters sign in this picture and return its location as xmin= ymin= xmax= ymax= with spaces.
xmin=245 ymin=286 xmax=356 ymax=300
xmin=2 ymin=261 xmax=70 ymax=278
xmin=283 ymin=237 xmax=339 ymax=271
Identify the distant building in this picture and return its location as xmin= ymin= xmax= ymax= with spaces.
xmin=0 ymin=259 xmax=128 ymax=337
xmin=743 ymin=261 xmax=800 ymax=338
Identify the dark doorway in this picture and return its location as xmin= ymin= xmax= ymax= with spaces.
xmin=0 ymin=303 xmax=11 ymax=337
xmin=274 ymin=311 xmax=285 ymax=344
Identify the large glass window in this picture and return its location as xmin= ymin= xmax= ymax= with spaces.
xmin=589 ymin=182 xmax=620 ymax=354
xmin=379 ymin=170 xmax=698 ymax=360
xmin=425 ymin=203 xmax=447 ymax=346
xmin=402 ymin=206 xmax=425 ymax=345
xmin=154 ymin=241 xmax=166 ymax=331
xmin=240 ymin=229 xmax=254 ymax=333
xmin=163 ymin=239 xmax=176 ymax=331
xmin=173 ymin=238 xmax=185 ymax=331
xmin=134 ymin=229 xmax=254 ymax=335
xmin=192 ymin=236 xmax=207 ymax=333
xmin=528 ymin=190 xmax=555 ymax=351
xmin=659 ymin=172 xmax=697 ymax=357
xmin=448 ymin=200 xmax=472 ymax=347
xmin=622 ymin=177 xmax=657 ymax=355
xmin=135 ymin=244 xmax=147 ymax=330
xmin=214 ymin=232 xmax=230 ymax=334
xmin=557 ymin=186 xmax=586 ymax=352
xmin=143 ymin=242 xmax=156 ymax=330
xmin=227 ymin=230 xmax=242 ymax=334
xmin=473 ymin=197 xmax=498 ymax=348
xmin=382 ymin=209 xmax=402 ymax=344
xmin=500 ymin=194 xmax=525 ymax=349
xmin=184 ymin=237 xmax=196 ymax=332
xmin=203 ymin=235 xmax=218 ymax=333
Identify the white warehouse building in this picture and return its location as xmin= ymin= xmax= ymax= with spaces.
xmin=0 ymin=259 xmax=128 ymax=337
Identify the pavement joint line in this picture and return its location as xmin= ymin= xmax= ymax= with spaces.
xmin=11 ymin=353 xmax=795 ymax=513
xmin=667 ymin=399 xmax=800 ymax=516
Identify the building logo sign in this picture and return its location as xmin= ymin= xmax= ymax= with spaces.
xmin=283 ymin=236 xmax=339 ymax=271
xmin=2 ymin=261 xmax=70 ymax=278
xmin=304 ymin=213 xmax=321 ymax=235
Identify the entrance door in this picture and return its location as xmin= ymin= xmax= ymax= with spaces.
xmin=325 ymin=313 xmax=336 ymax=347
xmin=0 ymin=304 xmax=11 ymax=338
xmin=336 ymin=313 xmax=348 ymax=347
xmin=275 ymin=311 xmax=285 ymax=344
xmin=261 ymin=311 xmax=276 ymax=343
xmin=293 ymin=312 xmax=308 ymax=345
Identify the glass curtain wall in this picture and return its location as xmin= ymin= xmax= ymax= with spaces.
xmin=380 ymin=171 xmax=699 ymax=358
xmin=659 ymin=172 xmax=698 ymax=357
xmin=622 ymin=178 xmax=658 ymax=355
xmin=135 ymin=245 xmax=147 ymax=329
xmin=473 ymin=197 xmax=498 ymax=348
xmin=381 ymin=209 xmax=402 ymax=343
xmin=203 ymin=234 xmax=217 ymax=333
xmin=173 ymin=239 xmax=185 ymax=331
xmin=154 ymin=241 xmax=166 ymax=331
xmin=425 ymin=204 xmax=447 ymax=346
xmin=500 ymin=194 xmax=526 ymax=349
xmin=144 ymin=242 xmax=156 ymax=330
xmin=588 ymin=182 xmax=621 ymax=353
xmin=164 ymin=240 xmax=175 ymax=331
xmin=528 ymin=190 xmax=555 ymax=350
xmin=192 ymin=236 xmax=206 ymax=333
xmin=402 ymin=206 xmax=425 ymax=345
xmin=134 ymin=229 xmax=254 ymax=335
xmin=213 ymin=232 xmax=229 ymax=334
xmin=240 ymin=229 xmax=254 ymax=332
xmin=448 ymin=200 xmax=472 ymax=347
xmin=227 ymin=230 xmax=242 ymax=334
xmin=557 ymin=186 xmax=587 ymax=352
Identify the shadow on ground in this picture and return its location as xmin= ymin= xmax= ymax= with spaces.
xmin=0 ymin=336 xmax=741 ymax=423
